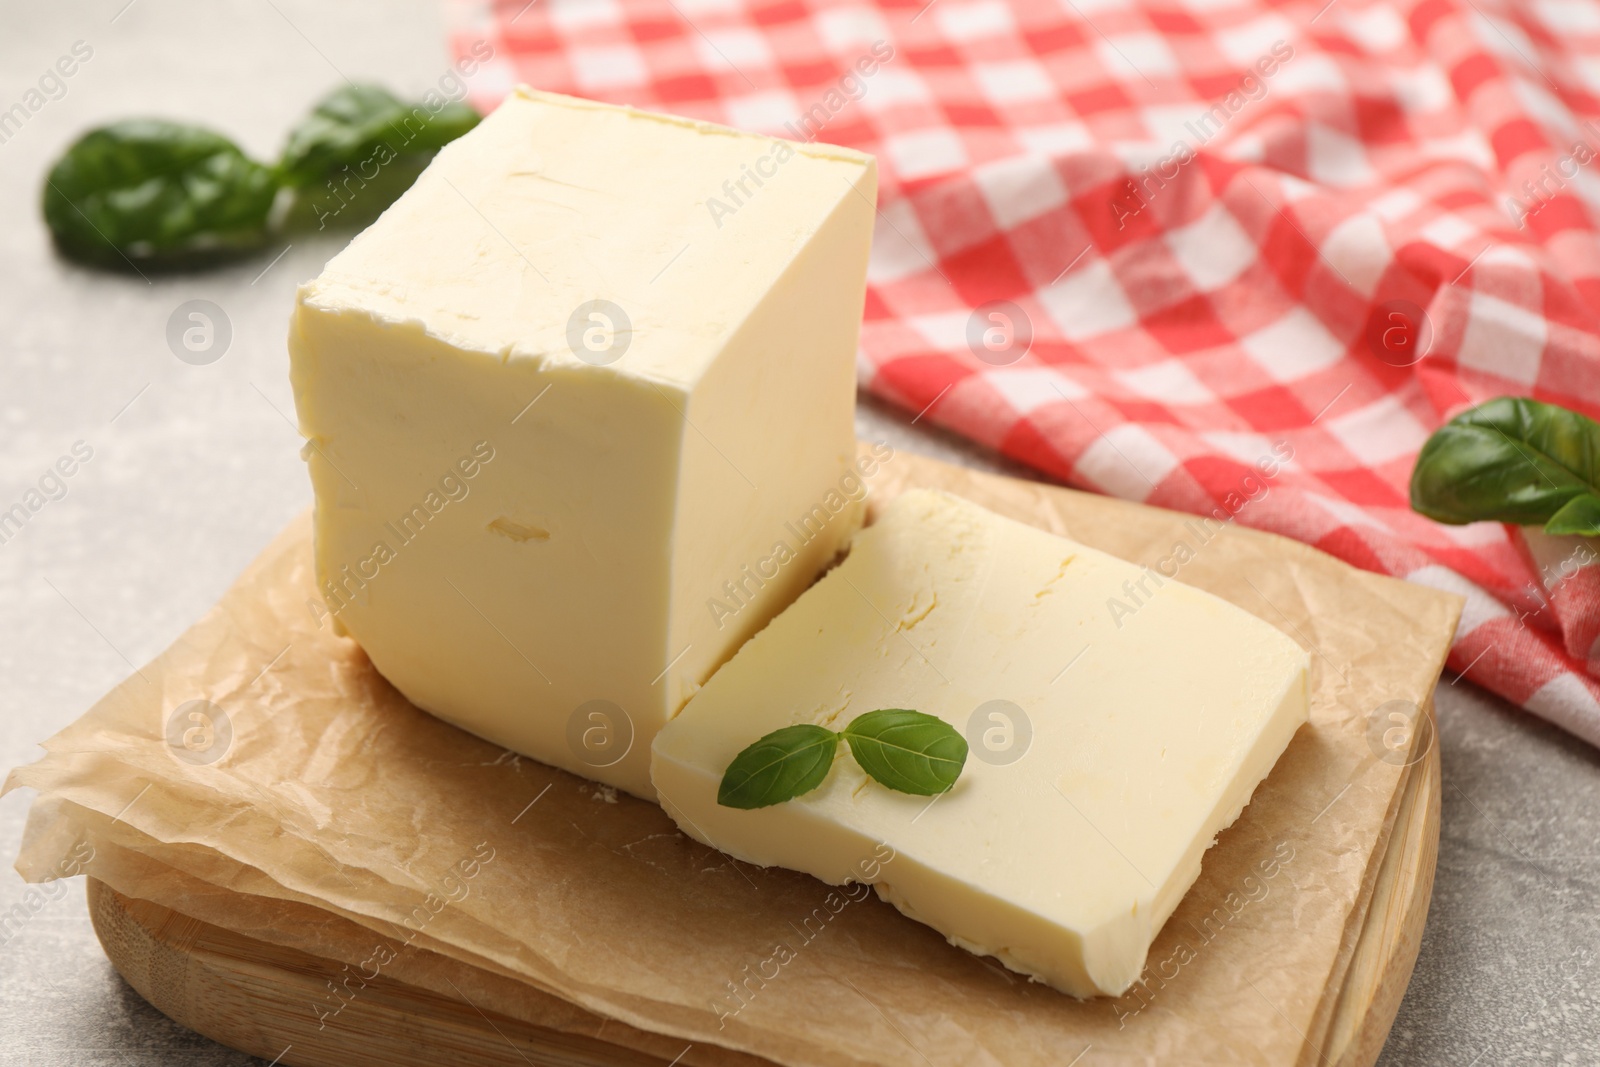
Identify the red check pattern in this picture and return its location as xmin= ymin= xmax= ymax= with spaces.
xmin=450 ymin=0 xmax=1600 ymax=748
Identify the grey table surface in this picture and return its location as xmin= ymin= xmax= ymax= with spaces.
xmin=2 ymin=2 xmax=1597 ymax=1065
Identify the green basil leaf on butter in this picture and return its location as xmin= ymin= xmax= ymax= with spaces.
xmin=1544 ymin=493 xmax=1600 ymax=536
xmin=1410 ymin=397 xmax=1600 ymax=527
xmin=841 ymin=709 xmax=967 ymax=796
xmin=718 ymin=724 xmax=839 ymax=810
xmin=42 ymin=120 xmax=278 ymax=271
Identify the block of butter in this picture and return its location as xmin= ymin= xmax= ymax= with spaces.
xmin=289 ymin=88 xmax=876 ymax=798
xmin=652 ymin=489 xmax=1310 ymax=996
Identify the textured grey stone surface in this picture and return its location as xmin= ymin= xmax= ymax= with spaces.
xmin=1 ymin=2 xmax=1597 ymax=1064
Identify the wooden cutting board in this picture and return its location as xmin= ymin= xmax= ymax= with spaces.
xmin=89 ymin=728 xmax=1438 ymax=1067
xmin=40 ymin=444 xmax=1457 ymax=1067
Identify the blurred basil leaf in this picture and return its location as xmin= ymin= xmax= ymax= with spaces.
xmin=41 ymin=84 xmax=484 ymax=272
xmin=1410 ymin=397 xmax=1600 ymax=532
xmin=42 ymin=120 xmax=278 ymax=272
xmin=277 ymin=84 xmax=479 ymax=229
xmin=278 ymin=84 xmax=479 ymax=185
xmin=1544 ymin=493 xmax=1600 ymax=536
xmin=841 ymin=709 xmax=967 ymax=796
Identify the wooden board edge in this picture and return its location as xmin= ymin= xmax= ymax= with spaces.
xmin=86 ymin=878 xmax=693 ymax=1067
xmin=1323 ymin=728 xmax=1441 ymax=1067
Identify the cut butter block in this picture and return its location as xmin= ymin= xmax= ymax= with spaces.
xmin=289 ymin=88 xmax=876 ymax=798
xmin=651 ymin=489 xmax=1310 ymax=996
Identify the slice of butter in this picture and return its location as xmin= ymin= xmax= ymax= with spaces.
xmin=289 ymin=88 xmax=876 ymax=798
xmin=651 ymin=489 xmax=1310 ymax=996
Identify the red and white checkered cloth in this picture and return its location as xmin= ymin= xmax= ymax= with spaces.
xmin=449 ymin=0 xmax=1600 ymax=748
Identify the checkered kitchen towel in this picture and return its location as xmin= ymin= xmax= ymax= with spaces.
xmin=448 ymin=0 xmax=1600 ymax=748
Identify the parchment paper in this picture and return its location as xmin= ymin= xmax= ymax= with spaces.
xmin=5 ymin=446 xmax=1462 ymax=1067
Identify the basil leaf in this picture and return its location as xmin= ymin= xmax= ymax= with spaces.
xmin=1410 ymin=397 xmax=1600 ymax=526
xmin=278 ymin=83 xmax=479 ymax=189
xmin=1545 ymin=493 xmax=1600 ymax=536
xmin=277 ymin=84 xmax=479 ymax=232
xmin=42 ymin=120 xmax=278 ymax=271
xmin=841 ymin=709 xmax=967 ymax=796
xmin=717 ymin=724 xmax=839 ymax=810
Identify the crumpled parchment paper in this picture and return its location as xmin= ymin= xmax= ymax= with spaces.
xmin=6 ymin=445 xmax=1462 ymax=1067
